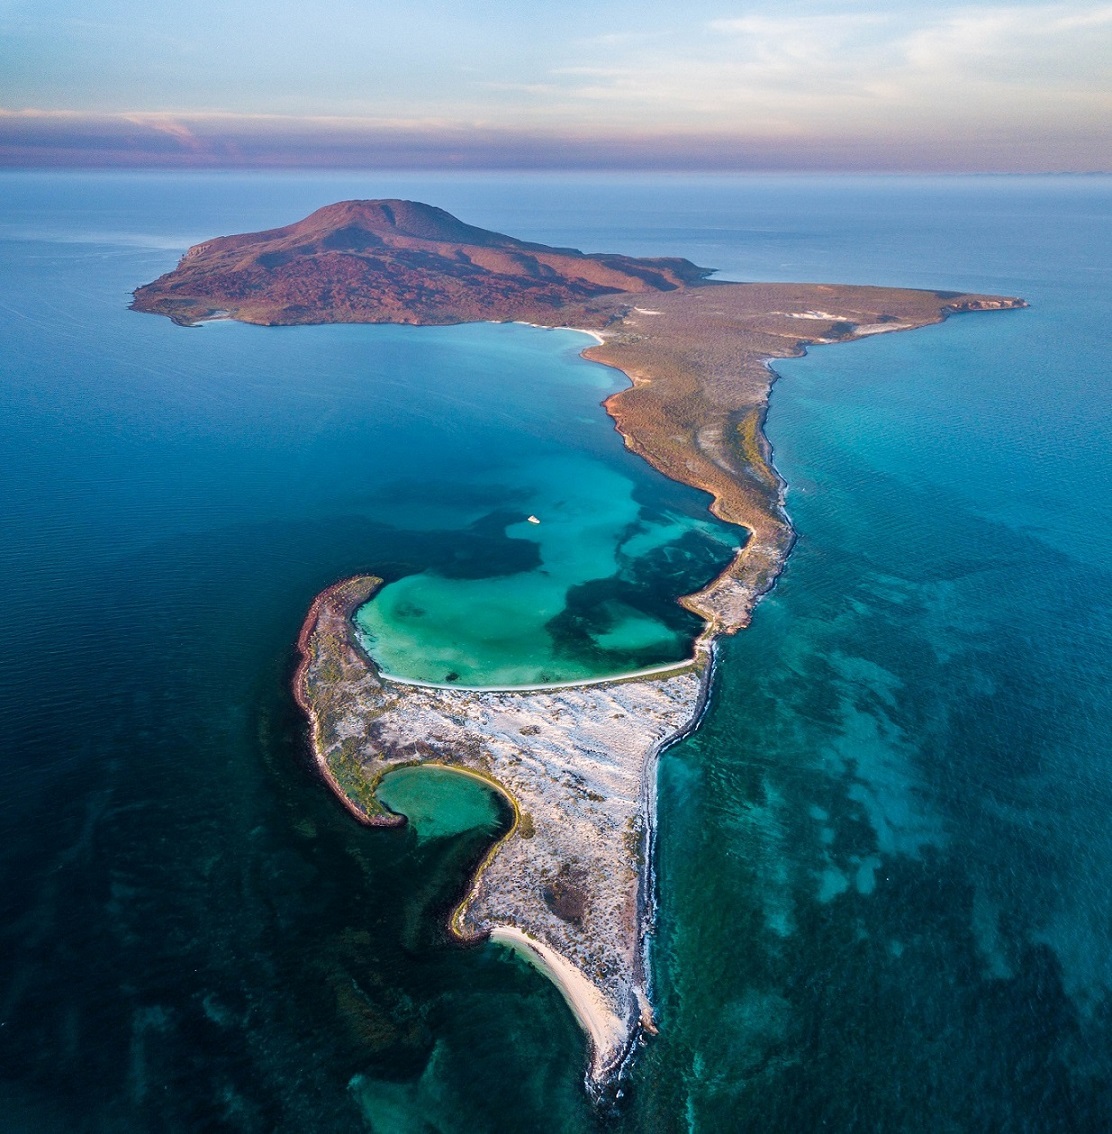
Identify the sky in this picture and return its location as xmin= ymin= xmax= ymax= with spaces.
xmin=2 ymin=0 xmax=1110 ymax=171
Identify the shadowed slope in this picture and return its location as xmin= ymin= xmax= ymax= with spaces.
xmin=131 ymin=199 xmax=714 ymax=326
xmin=131 ymin=201 xmax=1026 ymax=1091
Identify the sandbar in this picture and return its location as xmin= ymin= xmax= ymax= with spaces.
xmin=136 ymin=200 xmax=1026 ymax=1090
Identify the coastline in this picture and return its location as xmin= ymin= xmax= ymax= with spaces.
xmin=372 ymin=656 xmax=701 ymax=694
xmin=512 ymin=320 xmax=606 ymax=346
xmin=489 ymin=926 xmax=628 ymax=1084
xmin=476 ymin=642 xmax=720 ymax=1084
xmin=131 ymin=203 xmax=1027 ymax=1095
xmin=294 ymin=574 xmax=710 ymax=1085
xmin=287 ymin=285 xmax=1026 ymax=1092
xmin=577 ymin=285 xmax=1026 ymax=638
xmin=292 ymin=576 xmax=403 ymax=829
xmin=633 ymin=636 xmax=718 ymax=1016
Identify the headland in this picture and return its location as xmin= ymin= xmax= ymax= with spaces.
xmin=137 ymin=200 xmax=1026 ymax=1089
xmin=294 ymin=574 xmax=709 ymax=1083
xmin=130 ymin=198 xmax=711 ymax=327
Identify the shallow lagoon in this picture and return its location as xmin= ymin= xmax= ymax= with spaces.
xmin=342 ymin=328 xmax=741 ymax=686
xmin=2 ymin=172 xmax=1111 ymax=1132
xmin=355 ymin=445 xmax=741 ymax=686
xmin=376 ymin=766 xmax=508 ymax=843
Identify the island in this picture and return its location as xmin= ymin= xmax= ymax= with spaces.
xmin=134 ymin=200 xmax=1026 ymax=1090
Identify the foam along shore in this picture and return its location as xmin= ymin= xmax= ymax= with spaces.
xmin=491 ymin=927 xmax=628 ymax=1081
xmin=371 ymin=657 xmax=699 ymax=694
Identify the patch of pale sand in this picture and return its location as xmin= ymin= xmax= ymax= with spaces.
xmin=853 ymin=322 xmax=912 ymax=335
xmin=490 ymin=926 xmax=628 ymax=1077
xmin=512 ymin=320 xmax=607 ymax=345
xmin=375 ymin=658 xmax=697 ymax=693
xmin=775 ymin=314 xmax=911 ymax=335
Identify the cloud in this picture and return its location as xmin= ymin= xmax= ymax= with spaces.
xmin=701 ymin=3 xmax=1112 ymax=106
xmin=901 ymin=3 xmax=1112 ymax=80
xmin=1 ymin=3 xmax=1109 ymax=171
xmin=544 ymin=2 xmax=1112 ymax=130
xmin=121 ymin=114 xmax=201 ymax=149
xmin=0 ymin=106 xmax=1107 ymax=171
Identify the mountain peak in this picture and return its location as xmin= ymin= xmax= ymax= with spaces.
xmin=132 ymin=199 xmax=716 ymax=327
xmin=295 ymin=199 xmax=528 ymax=248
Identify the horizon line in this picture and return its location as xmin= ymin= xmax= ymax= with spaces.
xmin=3 ymin=163 xmax=1110 ymax=176
xmin=2 ymin=109 xmax=1108 ymax=175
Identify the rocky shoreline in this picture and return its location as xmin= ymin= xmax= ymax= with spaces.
xmin=286 ymin=280 xmax=1025 ymax=1088
xmin=137 ymin=199 xmax=1027 ymax=1090
xmin=294 ymin=574 xmax=712 ymax=1085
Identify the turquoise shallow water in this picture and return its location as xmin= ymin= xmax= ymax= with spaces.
xmin=1 ymin=171 xmax=1111 ymax=1132
xmin=376 ymin=768 xmax=507 ymax=844
xmin=355 ymin=445 xmax=739 ymax=686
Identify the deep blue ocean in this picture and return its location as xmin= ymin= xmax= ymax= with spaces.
xmin=1 ymin=172 xmax=1110 ymax=1131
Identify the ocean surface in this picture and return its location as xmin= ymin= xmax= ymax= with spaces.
xmin=1 ymin=171 xmax=1110 ymax=1131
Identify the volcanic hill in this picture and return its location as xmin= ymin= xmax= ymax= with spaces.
xmin=130 ymin=198 xmax=1027 ymax=1086
xmin=131 ymin=199 xmax=715 ymax=327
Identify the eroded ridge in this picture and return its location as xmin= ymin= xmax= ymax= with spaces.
xmin=294 ymin=575 xmax=709 ymax=1084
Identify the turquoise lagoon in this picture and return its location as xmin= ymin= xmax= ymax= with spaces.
xmin=2 ymin=172 xmax=1111 ymax=1132
xmin=354 ymin=441 xmax=739 ymax=686
xmin=337 ymin=327 xmax=741 ymax=687
xmin=375 ymin=767 xmax=509 ymax=844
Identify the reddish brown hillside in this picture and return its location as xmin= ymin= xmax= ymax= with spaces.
xmin=131 ymin=199 xmax=715 ymax=326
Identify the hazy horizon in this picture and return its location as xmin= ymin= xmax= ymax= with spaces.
xmin=2 ymin=0 xmax=1110 ymax=172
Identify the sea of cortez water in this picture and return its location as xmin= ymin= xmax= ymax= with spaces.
xmin=1 ymin=170 xmax=1110 ymax=1131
